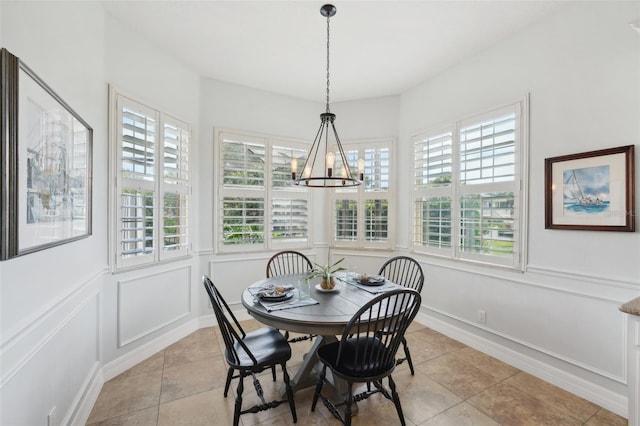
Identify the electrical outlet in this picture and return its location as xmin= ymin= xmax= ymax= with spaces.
xmin=478 ymin=310 xmax=487 ymax=324
xmin=47 ymin=406 xmax=56 ymax=426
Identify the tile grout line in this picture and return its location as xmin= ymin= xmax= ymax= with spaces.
xmin=155 ymin=348 xmax=166 ymax=426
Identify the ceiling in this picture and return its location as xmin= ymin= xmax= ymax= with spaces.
xmin=102 ymin=0 xmax=564 ymax=103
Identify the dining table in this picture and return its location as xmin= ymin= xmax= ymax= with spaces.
xmin=241 ymin=272 xmax=404 ymax=402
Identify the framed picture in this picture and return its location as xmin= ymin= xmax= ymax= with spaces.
xmin=545 ymin=145 xmax=635 ymax=231
xmin=1 ymin=48 xmax=92 ymax=260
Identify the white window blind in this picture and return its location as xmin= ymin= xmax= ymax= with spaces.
xmin=221 ymin=197 xmax=265 ymax=245
xmin=217 ymin=130 xmax=310 ymax=252
xmin=415 ymin=131 xmax=453 ymax=189
xmin=335 ymin=199 xmax=358 ymax=242
xmin=111 ymin=90 xmax=191 ymax=270
xmin=162 ymin=116 xmax=190 ymax=256
xmin=333 ymin=140 xmax=394 ymax=249
xmin=413 ymin=99 xmax=527 ymax=269
xmin=222 ymin=136 xmax=265 ymax=187
xmin=271 ymin=198 xmax=308 ymax=241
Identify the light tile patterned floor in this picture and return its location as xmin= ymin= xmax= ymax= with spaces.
xmin=86 ymin=320 xmax=626 ymax=425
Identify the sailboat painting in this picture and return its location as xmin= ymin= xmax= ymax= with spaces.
xmin=545 ymin=145 xmax=634 ymax=231
xmin=562 ymin=165 xmax=610 ymax=215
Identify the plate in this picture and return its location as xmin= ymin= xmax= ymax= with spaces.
xmin=259 ymin=291 xmax=294 ymax=302
xmin=315 ymin=283 xmax=338 ymax=293
xmin=356 ymin=275 xmax=385 ymax=286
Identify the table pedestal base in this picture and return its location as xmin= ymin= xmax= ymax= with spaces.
xmin=281 ymin=334 xmax=358 ymax=415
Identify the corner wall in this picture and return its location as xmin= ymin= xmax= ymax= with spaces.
xmin=398 ymin=1 xmax=640 ymax=415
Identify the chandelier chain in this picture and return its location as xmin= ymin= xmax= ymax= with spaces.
xmin=326 ymin=15 xmax=331 ymax=113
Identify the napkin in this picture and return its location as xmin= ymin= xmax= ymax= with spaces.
xmin=248 ymin=287 xmax=319 ymax=311
xmin=260 ymin=296 xmax=319 ymax=312
xmin=335 ymin=273 xmax=402 ymax=294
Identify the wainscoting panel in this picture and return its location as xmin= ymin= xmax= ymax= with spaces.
xmin=0 ymin=290 xmax=100 ymax=426
xmin=117 ymin=265 xmax=192 ymax=347
xmin=423 ymin=264 xmax=628 ymax=382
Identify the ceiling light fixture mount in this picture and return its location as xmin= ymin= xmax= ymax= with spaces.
xmin=292 ymin=4 xmax=363 ymax=188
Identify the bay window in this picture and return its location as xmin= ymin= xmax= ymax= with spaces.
xmin=217 ymin=130 xmax=310 ymax=252
xmin=333 ymin=140 xmax=394 ymax=249
xmin=110 ymin=89 xmax=191 ymax=270
xmin=413 ymin=98 xmax=528 ymax=269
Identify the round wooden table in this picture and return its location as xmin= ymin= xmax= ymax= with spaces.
xmin=241 ymin=273 xmax=380 ymax=398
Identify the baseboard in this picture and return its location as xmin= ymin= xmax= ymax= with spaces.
xmin=68 ymin=364 xmax=104 ymax=426
xmin=102 ymin=317 xmax=200 ymax=381
xmin=73 ymin=317 xmax=202 ymax=425
xmin=413 ymin=310 xmax=628 ymax=418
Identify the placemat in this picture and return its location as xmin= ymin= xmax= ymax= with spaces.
xmin=248 ymin=287 xmax=319 ymax=312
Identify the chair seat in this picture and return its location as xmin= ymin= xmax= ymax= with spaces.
xmin=227 ymin=327 xmax=291 ymax=369
xmin=317 ymin=336 xmax=395 ymax=379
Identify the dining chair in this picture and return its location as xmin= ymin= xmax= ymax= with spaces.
xmin=377 ymin=256 xmax=424 ymax=375
xmin=202 ymin=275 xmax=297 ymax=426
xmin=311 ymin=288 xmax=421 ymax=426
xmin=266 ymin=250 xmax=313 ymax=278
xmin=266 ymin=250 xmax=315 ymax=343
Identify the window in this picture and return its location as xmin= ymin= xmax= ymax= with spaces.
xmin=110 ymin=89 xmax=191 ymax=270
xmin=217 ymin=130 xmax=310 ymax=252
xmin=332 ymin=140 xmax=394 ymax=249
xmin=413 ymin=98 xmax=527 ymax=269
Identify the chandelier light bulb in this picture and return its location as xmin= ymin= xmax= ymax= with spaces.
xmin=326 ymin=151 xmax=335 ymax=177
xmin=291 ymin=157 xmax=298 ymax=180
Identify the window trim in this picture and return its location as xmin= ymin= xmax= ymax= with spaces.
xmin=215 ymin=128 xmax=312 ymax=254
xmin=108 ymin=86 xmax=192 ymax=272
xmin=412 ymin=96 xmax=529 ymax=271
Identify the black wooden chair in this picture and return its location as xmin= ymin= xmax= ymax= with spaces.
xmin=202 ymin=276 xmax=297 ymax=426
xmin=378 ymin=256 xmax=424 ymax=375
xmin=266 ymin=250 xmax=315 ymax=343
xmin=266 ymin=250 xmax=313 ymax=278
xmin=311 ymin=288 xmax=421 ymax=426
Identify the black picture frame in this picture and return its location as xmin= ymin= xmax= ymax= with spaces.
xmin=1 ymin=48 xmax=93 ymax=260
xmin=544 ymin=145 xmax=635 ymax=232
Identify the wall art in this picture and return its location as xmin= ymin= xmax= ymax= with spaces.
xmin=1 ymin=48 xmax=92 ymax=259
xmin=545 ymin=145 xmax=635 ymax=231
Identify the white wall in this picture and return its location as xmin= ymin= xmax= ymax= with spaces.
xmin=0 ymin=3 xmax=205 ymax=424
xmin=399 ymin=1 xmax=640 ymax=415
xmin=0 ymin=2 xmax=107 ymax=425
xmin=197 ymin=79 xmax=400 ymax=310
xmin=100 ymin=11 xmax=203 ymax=369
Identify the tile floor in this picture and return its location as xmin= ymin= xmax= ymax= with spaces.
xmin=87 ymin=320 xmax=627 ymax=425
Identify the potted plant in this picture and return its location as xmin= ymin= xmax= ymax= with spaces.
xmin=310 ymin=257 xmax=346 ymax=289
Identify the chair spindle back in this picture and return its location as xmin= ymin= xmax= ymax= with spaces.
xmin=337 ymin=289 xmax=421 ymax=377
xmin=203 ymin=276 xmax=257 ymax=366
xmin=266 ymin=250 xmax=313 ymax=277
xmin=378 ymin=256 xmax=424 ymax=292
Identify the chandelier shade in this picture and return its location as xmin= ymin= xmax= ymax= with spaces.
xmin=292 ymin=4 xmax=363 ymax=188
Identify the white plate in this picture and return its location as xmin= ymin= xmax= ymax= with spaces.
xmin=315 ymin=283 xmax=338 ymax=293
xmin=259 ymin=291 xmax=294 ymax=302
xmin=355 ymin=274 xmax=385 ymax=286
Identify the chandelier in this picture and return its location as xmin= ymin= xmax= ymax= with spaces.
xmin=292 ymin=4 xmax=363 ymax=188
